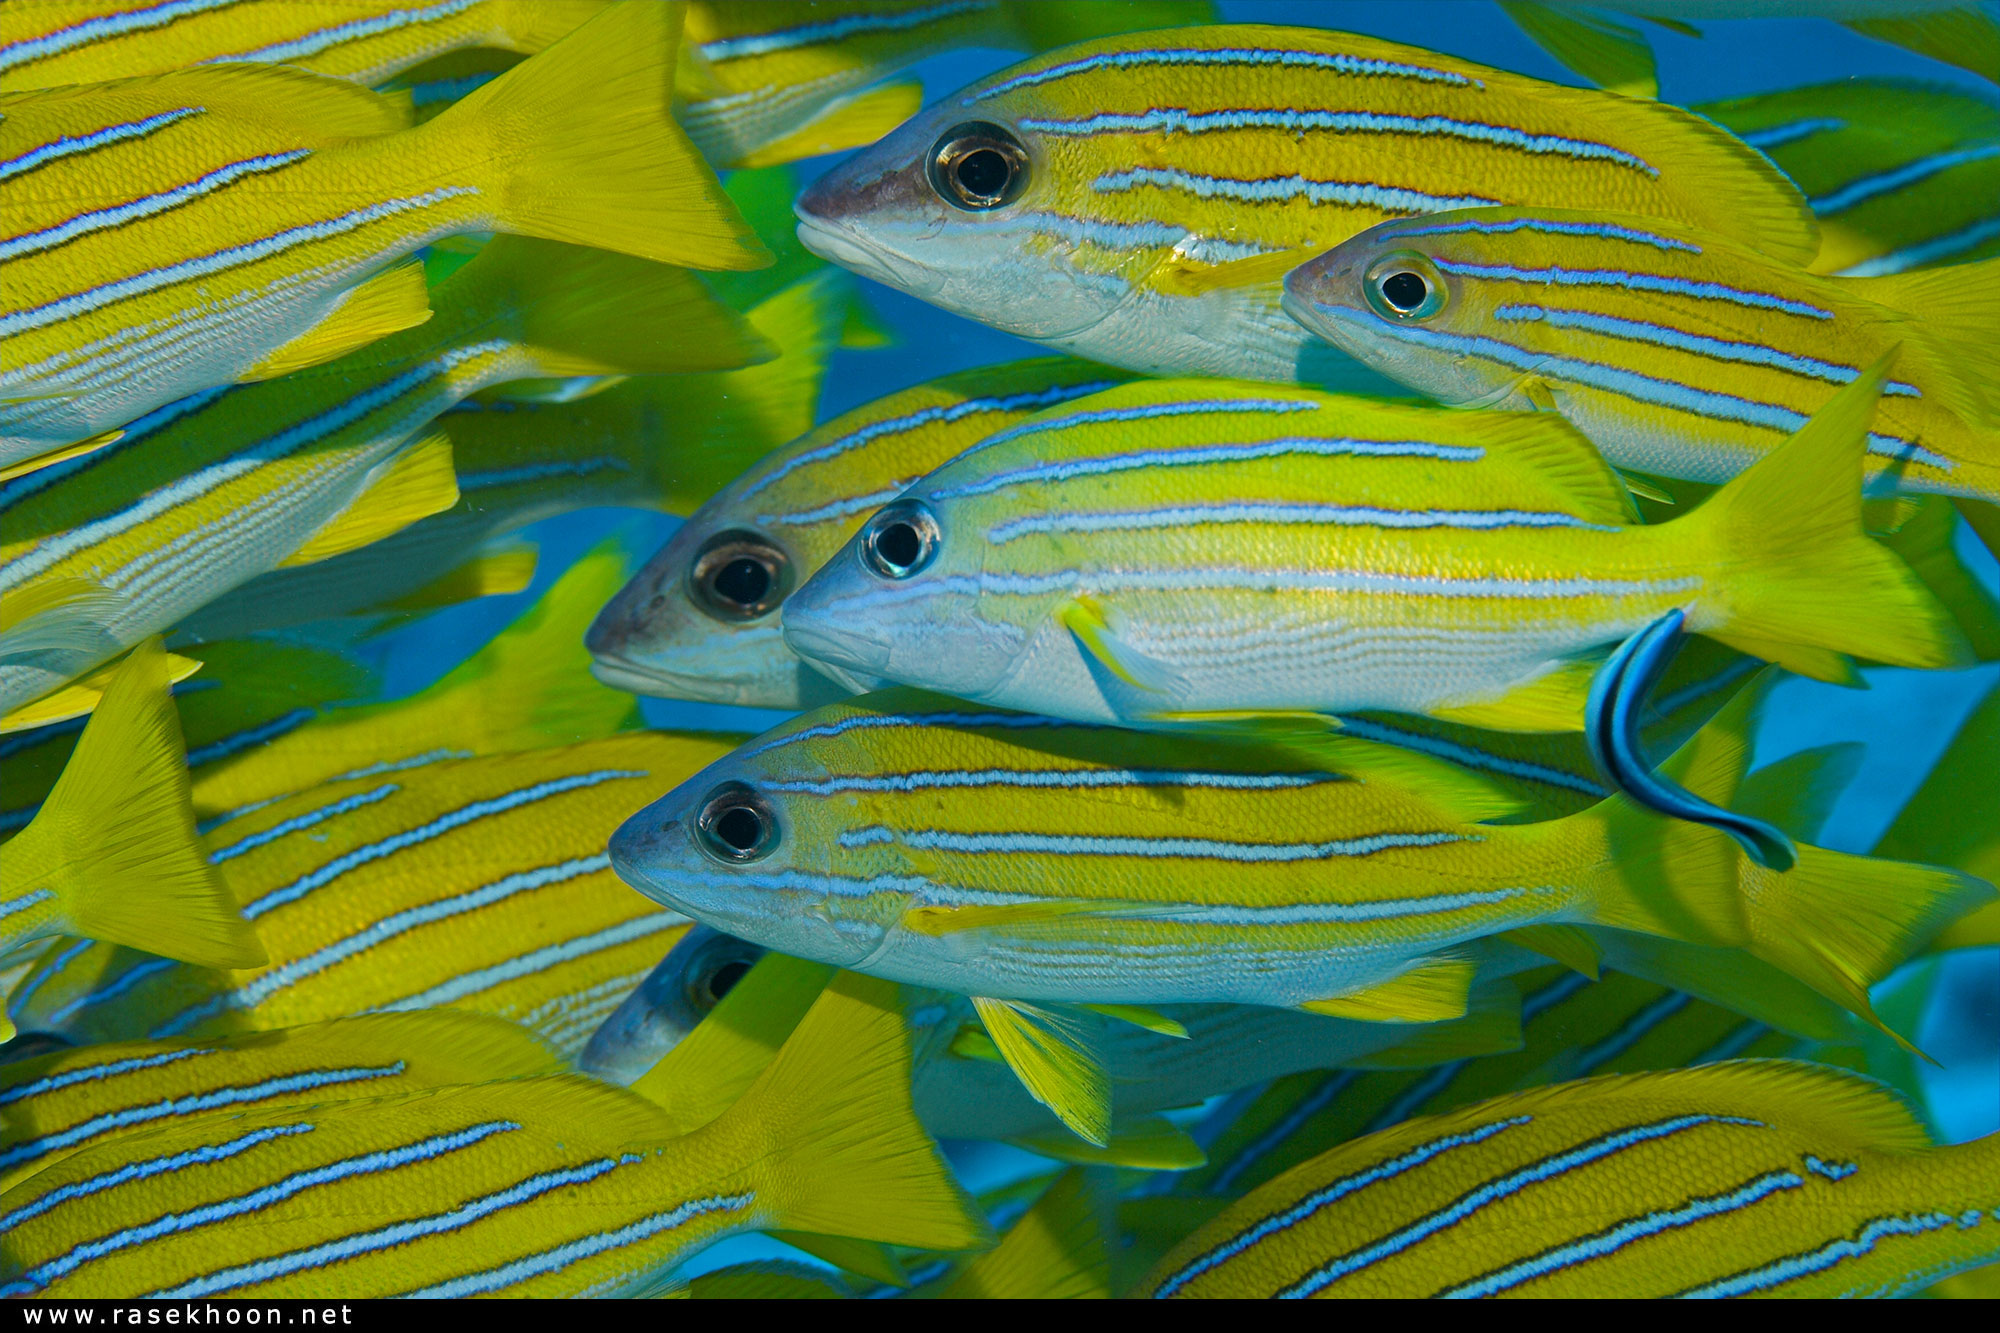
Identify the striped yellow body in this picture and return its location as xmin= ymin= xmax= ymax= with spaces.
xmin=0 ymin=0 xmax=610 ymax=89
xmin=1144 ymin=1060 xmax=2000 ymax=1298
xmin=1698 ymin=80 xmax=2000 ymax=277
xmin=0 ymin=1010 xmax=562 ymax=1193
xmin=1286 ymin=207 xmax=2000 ymax=499
xmin=778 ymin=378 xmax=1955 ymax=729
xmin=590 ymin=356 xmax=1129 ymax=709
xmin=793 ymin=22 xmax=1815 ymax=383
xmin=8 ymin=733 xmax=735 ymax=1056
xmin=0 ymin=2 xmax=760 ymax=465
xmin=0 ymin=236 xmax=754 ymax=717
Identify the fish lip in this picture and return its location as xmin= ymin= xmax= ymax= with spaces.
xmin=589 ymin=653 xmax=754 ymax=705
xmin=782 ymin=616 xmax=892 ymax=677
xmin=794 ymin=217 xmax=943 ymax=297
xmin=1279 ymin=284 xmax=1338 ymax=340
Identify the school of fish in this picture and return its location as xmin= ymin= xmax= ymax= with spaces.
xmin=0 ymin=0 xmax=1995 ymax=1302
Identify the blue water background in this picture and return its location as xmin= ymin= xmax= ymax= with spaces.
xmin=362 ymin=0 xmax=1995 ymax=1226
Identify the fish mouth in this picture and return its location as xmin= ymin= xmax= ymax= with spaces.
xmin=794 ymin=217 xmax=943 ymax=297
xmin=782 ymin=616 xmax=893 ymax=677
xmin=1279 ymin=285 xmax=1339 ymax=340
xmin=589 ymin=653 xmax=755 ymax=705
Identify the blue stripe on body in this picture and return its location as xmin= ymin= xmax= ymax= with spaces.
xmin=1275 ymin=1113 xmax=1766 ymax=1297
xmin=372 ymin=910 xmax=683 ymax=1013
xmin=152 ymin=855 xmax=614 ymax=1037
xmin=760 ymin=479 xmax=916 ymax=529
xmin=1096 ymin=166 xmax=1497 ymax=214
xmin=41 ymin=956 xmax=178 ymax=1029
xmin=0 ymin=1046 xmax=208 ymax=1107
xmin=739 ymin=709 xmax=1111 ymax=761
xmin=184 ymin=707 xmax=317 ymax=770
xmin=1692 ymin=1019 xmax=1776 ymax=1064
xmin=1439 ymin=1169 xmax=1804 ymax=1297
xmin=830 ymin=564 xmax=1707 ymax=606
xmin=1333 ymin=715 xmax=1606 ymax=797
xmin=0 ymin=1063 xmax=409 ymax=1174
xmin=1739 ymin=118 xmax=1844 ymax=151
xmin=236 ymin=769 xmax=647 ymax=921
xmin=0 ymin=0 xmax=238 ymax=74
xmin=207 ymin=782 xmax=399 ymax=865
xmin=398 ymin=1191 xmax=758 ymax=1298
xmin=0 ymin=887 xmax=57 ymax=925
xmin=1675 ymin=1211 xmax=1966 ymax=1297
xmin=1520 ymin=969 xmax=1596 ymax=1022
xmin=0 ymin=386 xmax=230 ymax=516
xmin=1388 ymin=216 xmax=1698 ymax=252
xmin=151 ymin=1149 xmax=648 ymax=1299
xmin=837 ymin=825 xmax=1473 ymax=864
xmin=1361 ymin=1061 xmax=1472 ymax=1135
xmin=930 ymin=435 xmax=1484 ymax=500
xmin=1572 ymin=990 xmax=1693 ymax=1075
xmin=1493 ymin=303 xmax=1921 ymax=396
xmin=0 ymin=1124 xmax=312 ymax=1235
xmin=459 ymin=458 xmax=630 ymax=491
xmin=1837 ymin=215 xmax=2000 ymax=276
xmin=0 ymin=107 xmax=203 ymax=182
xmin=1209 ymin=1072 xmax=1360 ymax=1194
xmin=966 ymin=398 xmax=1321 ymax=460
xmin=975 ymin=46 xmax=1478 ymax=101
xmin=5 ymin=1120 xmax=519 ymax=1295
xmin=1430 ymin=258 xmax=1832 ymax=318
xmin=702 ymin=0 xmax=985 ymax=60
xmin=1804 ymin=1156 xmax=1858 ymax=1182
xmin=0 ymin=188 xmax=478 ymax=338
xmin=1811 ymin=143 xmax=2000 ymax=215
xmin=1152 ymin=1115 xmax=1532 ymax=1297
xmin=1026 ymin=109 xmax=1651 ymax=173
xmin=764 ymin=767 xmax=1344 ymax=797
xmin=734 ymin=381 xmax=1117 ymax=502
xmin=0 ymin=150 xmax=312 ymax=262
xmin=987 ymin=500 xmax=1614 ymax=542
xmin=198 ymin=0 xmax=479 ymax=64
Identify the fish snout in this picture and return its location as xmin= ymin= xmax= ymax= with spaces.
xmin=782 ymin=606 xmax=894 ymax=678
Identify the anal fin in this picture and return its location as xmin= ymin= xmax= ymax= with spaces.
xmin=1 ymin=649 xmax=203 ymax=734
xmin=1430 ymin=655 xmax=1598 ymax=731
xmin=241 ymin=259 xmax=433 ymax=381
xmin=1010 ymin=1115 xmax=1205 ymax=1171
xmin=1298 ymin=955 xmax=1475 ymax=1023
xmin=1501 ymin=924 xmax=1602 ymax=979
xmin=0 ymin=429 xmax=124 ymax=484
xmin=279 ymin=431 xmax=459 ymax=568
xmin=972 ymin=995 xmax=1111 ymax=1146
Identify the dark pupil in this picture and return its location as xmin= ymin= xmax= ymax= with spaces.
xmin=706 ymin=960 xmax=750 ymax=1003
xmin=954 ymin=147 xmax=1010 ymax=199
xmin=711 ymin=556 xmax=771 ymax=607
xmin=1382 ymin=271 xmax=1429 ymax=311
xmin=875 ymin=521 xmax=922 ymax=569
xmin=713 ymin=805 xmax=763 ymax=852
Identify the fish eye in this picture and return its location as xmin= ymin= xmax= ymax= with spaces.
xmin=927 ymin=121 xmax=1029 ymax=211
xmin=694 ymin=783 xmax=779 ymax=864
xmin=689 ymin=529 xmax=791 ymax=621
xmin=859 ymin=499 xmax=941 ymax=580
xmin=701 ymin=960 xmax=751 ymax=1006
xmin=1363 ymin=251 xmax=1448 ymax=322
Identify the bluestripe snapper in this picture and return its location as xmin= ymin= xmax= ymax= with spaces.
xmin=9 ymin=731 xmax=738 ymax=1056
xmin=0 ymin=1 xmax=766 ymax=475
xmin=1284 ymin=207 xmax=2000 ymax=501
xmin=0 ymin=640 xmax=263 ymax=1044
xmin=779 ymin=370 xmax=1963 ymax=734
xmin=0 ymin=236 xmax=765 ymax=720
xmin=1141 ymin=1060 xmax=2000 ymax=1297
xmin=0 ymin=0 xmax=612 ymax=90
xmin=0 ymin=1010 xmax=562 ymax=1193
xmin=793 ymin=22 xmax=1816 ymax=384
xmin=589 ymin=356 xmax=1130 ymax=709
xmin=0 ymin=972 xmax=986 ymax=1299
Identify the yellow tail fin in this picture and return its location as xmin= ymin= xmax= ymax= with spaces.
xmin=720 ymin=971 xmax=990 ymax=1253
xmin=427 ymin=1 xmax=769 ymax=271
xmin=1686 ymin=355 xmax=1970 ymax=677
xmin=8 ymin=641 xmax=265 ymax=969
xmin=938 ymin=1169 xmax=1114 ymax=1300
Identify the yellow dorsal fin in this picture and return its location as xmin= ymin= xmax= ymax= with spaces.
xmin=735 ymin=81 xmax=924 ymax=169
xmin=972 ymin=995 xmax=1111 ymax=1146
xmin=278 ymin=431 xmax=459 ymax=568
xmin=240 ymin=259 xmax=432 ymax=382
xmin=0 ymin=429 xmax=124 ymax=484
xmin=1430 ymin=655 xmax=1599 ymax=732
xmin=1299 ymin=955 xmax=1476 ymax=1023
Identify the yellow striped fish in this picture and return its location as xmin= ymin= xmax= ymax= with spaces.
xmin=589 ymin=357 xmax=1131 ymax=709
xmin=779 ymin=370 xmax=1963 ymax=735
xmin=0 ymin=1 xmax=766 ymax=475
xmin=1697 ymin=79 xmax=2000 ymax=277
xmin=0 ymin=640 xmax=262 ymax=1029
xmin=1284 ymin=207 xmax=2000 ymax=501
xmin=1875 ymin=678 xmax=2000 ymax=952
xmin=0 ymin=1010 xmax=562 ymax=1193
xmin=0 ymin=971 xmax=986 ymax=1299
xmin=608 ymin=686 xmax=1987 ymax=1139
xmin=184 ymin=543 xmax=641 ymax=826
xmin=0 ymin=0 xmax=612 ymax=90
xmin=792 ymin=22 xmax=1816 ymax=385
xmin=181 ymin=269 xmax=843 ymax=640
xmin=9 ymin=730 xmax=740 ymax=1058
xmin=0 ymin=236 xmax=765 ymax=720
xmin=677 ymin=1 xmax=1212 ymax=168
xmin=1141 ymin=1059 xmax=2000 ymax=1297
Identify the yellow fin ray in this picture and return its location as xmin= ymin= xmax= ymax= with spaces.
xmin=1344 ymin=983 xmax=1526 ymax=1069
xmin=278 ymin=431 xmax=459 ymax=568
xmin=971 ymin=995 xmax=1112 ymax=1147
xmin=0 ymin=649 xmax=202 ymax=734
xmin=1299 ymin=955 xmax=1476 ymax=1023
xmin=0 ymin=430 xmax=124 ymax=484
xmin=1500 ymin=1 xmax=1659 ymax=98
xmin=1010 ymin=1118 xmax=1205 ymax=1172
xmin=1430 ymin=655 xmax=1598 ymax=731
xmin=735 ymin=81 xmax=925 ymax=168
xmin=1074 ymin=1004 xmax=1188 ymax=1039
xmin=938 ymin=1169 xmax=1115 ymax=1300
xmin=1501 ymin=924 xmax=1602 ymax=979
xmin=374 ymin=543 xmax=538 ymax=614
xmin=239 ymin=259 xmax=432 ymax=381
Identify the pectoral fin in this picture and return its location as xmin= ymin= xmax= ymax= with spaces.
xmin=1150 ymin=247 xmax=1323 ymax=297
xmin=1060 ymin=594 xmax=1185 ymax=695
xmin=1 ymin=650 xmax=203 ymax=734
xmin=972 ymin=995 xmax=1111 ymax=1146
xmin=1075 ymin=1003 xmax=1189 ymax=1039
xmin=1298 ymin=955 xmax=1476 ymax=1023
xmin=0 ymin=429 xmax=124 ymax=484
xmin=735 ymin=82 xmax=925 ymax=169
xmin=279 ymin=431 xmax=459 ymax=568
